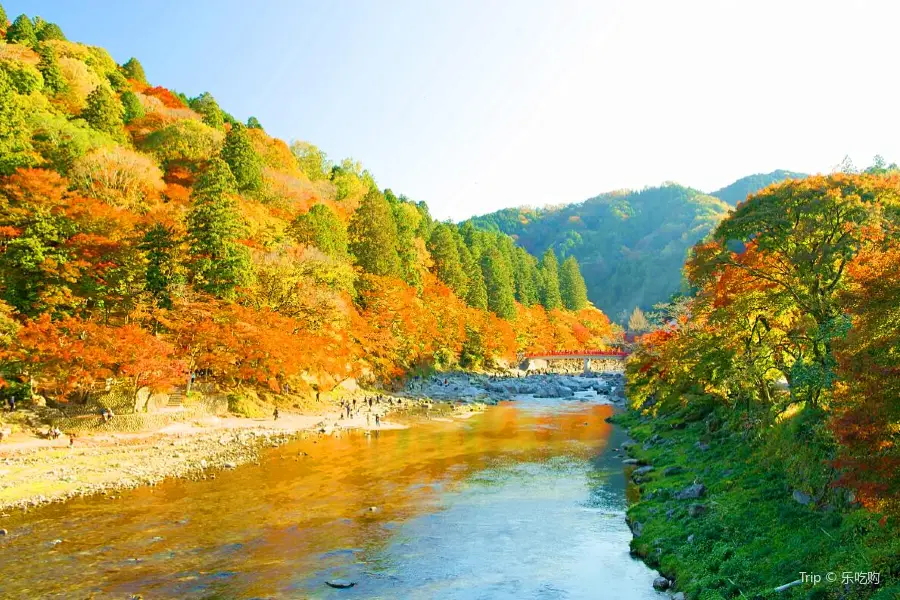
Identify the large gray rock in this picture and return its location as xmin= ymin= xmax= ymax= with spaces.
xmin=675 ymin=483 xmax=706 ymax=500
xmin=629 ymin=520 xmax=644 ymax=537
xmin=633 ymin=466 xmax=655 ymax=476
xmin=652 ymin=576 xmax=670 ymax=591
xmin=792 ymin=490 xmax=812 ymax=505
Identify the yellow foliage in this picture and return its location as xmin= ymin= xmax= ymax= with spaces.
xmin=58 ymin=56 xmax=104 ymax=112
xmin=70 ymin=146 xmax=165 ymax=211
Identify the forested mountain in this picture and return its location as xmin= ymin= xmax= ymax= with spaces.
xmin=709 ymin=169 xmax=807 ymax=204
xmin=466 ymin=171 xmax=805 ymax=321
xmin=0 ymin=6 xmax=609 ymax=403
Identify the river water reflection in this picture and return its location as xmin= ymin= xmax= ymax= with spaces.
xmin=1 ymin=393 xmax=665 ymax=599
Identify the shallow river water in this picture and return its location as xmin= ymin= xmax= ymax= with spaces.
xmin=0 ymin=392 xmax=665 ymax=600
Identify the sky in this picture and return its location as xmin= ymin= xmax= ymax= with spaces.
xmin=8 ymin=0 xmax=900 ymax=220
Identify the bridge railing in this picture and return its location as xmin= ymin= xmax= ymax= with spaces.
xmin=524 ymin=349 xmax=630 ymax=358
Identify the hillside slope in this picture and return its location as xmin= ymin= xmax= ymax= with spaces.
xmin=710 ymin=169 xmax=807 ymax=204
xmin=0 ymin=6 xmax=611 ymax=406
xmin=467 ymin=170 xmax=806 ymax=320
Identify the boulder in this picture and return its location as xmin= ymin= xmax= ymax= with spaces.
xmin=694 ymin=441 xmax=710 ymax=452
xmin=633 ymin=466 xmax=655 ymax=476
xmin=675 ymin=483 xmax=706 ymax=500
xmin=672 ymin=593 xmax=686 ymax=600
xmin=652 ymin=576 xmax=670 ymax=591
xmin=325 ymin=579 xmax=356 ymax=589
xmin=622 ymin=458 xmax=640 ymax=465
xmin=792 ymin=490 xmax=812 ymax=505
xmin=629 ymin=520 xmax=644 ymax=537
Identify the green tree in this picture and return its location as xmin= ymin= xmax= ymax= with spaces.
xmin=6 ymin=14 xmax=37 ymax=46
xmin=560 ymin=256 xmax=588 ymax=310
xmin=0 ymin=4 xmax=7 ymax=28
xmin=221 ymin=122 xmax=263 ymax=192
xmin=512 ymin=246 xmax=540 ymax=306
xmin=36 ymin=43 xmax=66 ymax=94
xmin=186 ymin=158 xmax=251 ymax=299
xmin=140 ymin=224 xmax=183 ymax=309
xmin=35 ymin=21 xmax=65 ymax=41
xmin=539 ymin=248 xmax=562 ymax=310
xmin=291 ymin=204 xmax=348 ymax=258
xmin=390 ymin=193 xmax=423 ymax=287
xmin=121 ymin=57 xmax=147 ymax=84
xmin=247 ymin=116 xmax=263 ymax=130
xmin=106 ymin=69 xmax=128 ymax=92
xmin=0 ymin=69 xmax=34 ymax=175
xmin=290 ymin=141 xmax=329 ymax=181
xmin=481 ymin=247 xmax=516 ymax=319
xmin=80 ymin=85 xmax=124 ymax=138
xmin=428 ymin=223 xmax=467 ymax=297
xmin=120 ymin=90 xmax=145 ymax=123
xmin=190 ymin=92 xmax=224 ymax=130
xmin=348 ymin=188 xmax=401 ymax=277
xmin=460 ymin=243 xmax=487 ymax=309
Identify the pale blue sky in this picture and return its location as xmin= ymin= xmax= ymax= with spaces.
xmin=8 ymin=0 xmax=900 ymax=219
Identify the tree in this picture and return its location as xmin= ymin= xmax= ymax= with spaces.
xmin=35 ymin=21 xmax=65 ymax=41
xmin=539 ymin=248 xmax=562 ymax=310
xmin=247 ymin=116 xmax=263 ymax=130
xmin=428 ymin=223 xmax=467 ymax=297
xmin=120 ymin=91 xmax=145 ymax=124
xmin=348 ymin=188 xmax=401 ymax=277
xmin=221 ymin=123 xmax=263 ymax=192
xmin=36 ymin=43 xmax=66 ymax=94
xmin=560 ymin=256 xmax=588 ymax=310
xmin=0 ymin=69 xmax=35 ymax=175
xmin=190 ymin=92 xmax=224 ymax=130
xmin=140 ymin=223 xmax=183 ymax=310
xmin=0 ymin=4 xmax=6 ymax=28
xmin=290 ymin=204 xmax=348 ymax=258
xmin=6 ymin=14 xmax=37 ymax=47
xmin=186 ymin=158 xmax=251 ymax=299
xmin=391 ymin=197 xmax=424 ymax=288
xmin=290 ymin=141 xmax=330 ymax=181
xmin=512 ymin=247 xmax=540 ymax=306
xmin=121 ymin=57 xmax=147 ymax=84
xmin=460 ymin=243 xmax=487 ymax=309
xmin=481 ymin=247 xmax=516 ymax=319
xmin=628 ymin=306 xmax=650 ymax=332
xmin=80 ymin=85 xmax=124 ymax=138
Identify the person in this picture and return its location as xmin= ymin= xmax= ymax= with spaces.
xmin=368 ymin=397 xmax=373 ymax=408
xmin=374 ymin=413 xmax=381 ymax=427
xmin=69 ymin=433 xmax=76 ymax=448
xmin=273 ymin=407 xmax=280 ymax=421
xmin=7 ymin=395 xmax=15 ymax=411
xmin=366 ymin=413 xmax=371 ymax=427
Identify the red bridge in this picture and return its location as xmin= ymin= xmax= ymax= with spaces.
xmin=522 ymin=348 xmax=630 ymax=372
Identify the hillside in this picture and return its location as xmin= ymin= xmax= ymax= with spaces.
xmin=0 ymin=6 xmax=611 ymax=405
xmin=467 ymin=171 xmax=805 ymax=320
xmin=709 ymin=169 xmax=807 ymax=204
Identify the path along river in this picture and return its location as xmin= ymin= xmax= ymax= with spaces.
xmin=0 ymin=389 xmax=665 ymax=600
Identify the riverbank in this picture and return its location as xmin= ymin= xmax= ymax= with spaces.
xmin=613 ymin=409 xmax=898 ymax=600
xmin=0 ymin=394 xmax=478 ymax=514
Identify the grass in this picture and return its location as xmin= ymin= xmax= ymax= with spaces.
xmin=613 ymin=409 xmax=899 ymax=600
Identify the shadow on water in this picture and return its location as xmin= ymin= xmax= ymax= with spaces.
xmin=0 ymin=393 xmax=664 ymax=599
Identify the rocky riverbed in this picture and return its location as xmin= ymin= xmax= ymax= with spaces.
xmin=401 ymin=370 xmax=628 ymax=404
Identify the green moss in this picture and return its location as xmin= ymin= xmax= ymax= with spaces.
xmin=613 ymin=409 xmax=899 ymax=599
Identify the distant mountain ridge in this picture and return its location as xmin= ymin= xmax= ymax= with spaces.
xmin=464 ymin=170 xmax=807 ymax=320
xmin=710 ymin=169 xmax=808 ymax=205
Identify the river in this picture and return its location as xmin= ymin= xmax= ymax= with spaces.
xmin=0 ymin=390 xmax=665 ymax=599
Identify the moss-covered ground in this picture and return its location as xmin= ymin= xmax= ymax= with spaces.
xmin=613 ymin=409 xmax=899 ymax=600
